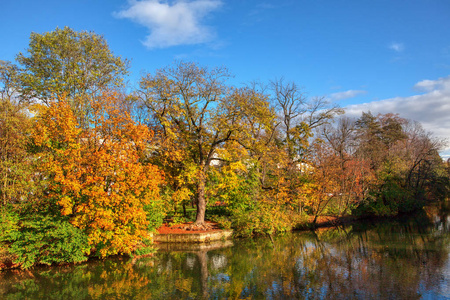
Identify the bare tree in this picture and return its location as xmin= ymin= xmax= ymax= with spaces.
xmin=269 ymin=77 xmax=343 ymax=162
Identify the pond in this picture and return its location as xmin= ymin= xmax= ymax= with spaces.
xmin=1 ymin=201 xmax=450 ymax=299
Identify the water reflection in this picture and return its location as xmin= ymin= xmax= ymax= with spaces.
xmin=1 ymin=202 xmax=449 ymax=299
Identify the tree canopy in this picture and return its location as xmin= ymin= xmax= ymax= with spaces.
xmin=16 ymin=27 xmax=129 ymax=109
xmin=138 ymin=61 xmax=275 ymax=225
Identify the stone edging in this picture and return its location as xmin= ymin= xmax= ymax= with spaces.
xmin=153 ymin=229 xmax=233 ymax=243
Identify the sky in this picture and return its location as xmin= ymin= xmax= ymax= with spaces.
xmin=1 ymin=0 xmax=450 ymax=158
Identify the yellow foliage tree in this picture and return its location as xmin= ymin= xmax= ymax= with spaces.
xmin=138 ymin=62 xmax=274 ymax=225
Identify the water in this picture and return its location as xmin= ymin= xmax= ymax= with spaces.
xmin=1 ymin=202 xmax=449 ymax=299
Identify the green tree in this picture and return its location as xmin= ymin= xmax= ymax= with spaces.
xmin=16 ymin=27 xmax=129 ymax=120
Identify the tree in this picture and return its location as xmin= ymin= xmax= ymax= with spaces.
xmin=351 ymin=112 xmax=448 ymax=215
xmin=138 ymin=61 xmax=274 ymax=226
xmin=315 ymin=117 xmax=375 ymax=215
xmin=0 ymin=61 xmax=36 ymax=206
xmin=269 ymin=77 xmax=343 ymax=163
xmin=16 ymin=27 xmax=129 ymax=119
xmin=31 ymin=92 xmax=163 ymax=257
xmin=0 ymin=100 xmax=34 ymax=206
xmin=0 ymin=61 xmax=21 ymax=102
xmin=398 ymin=121 xmax=448 ymax=200
xmin=355 ymin=112 xmax=407 ymax=171
xmin=251 ymin=78 xmax=343 ymax=215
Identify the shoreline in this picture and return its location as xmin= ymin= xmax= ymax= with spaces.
xmin=0 ymin=209 xmax=430 ymax=271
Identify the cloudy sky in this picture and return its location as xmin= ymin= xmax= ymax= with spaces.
xmin=1 ymin=0 xmax=450 ymax=157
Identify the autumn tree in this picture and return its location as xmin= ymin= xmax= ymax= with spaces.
xmin=16 ymin=27 xmax=129 ymax=123
xmin=138 ymin=61 xmax=274 ymax=226
xmin=350 ymin=112 xmax=448 ymax=215
xmin=354 ymin=112 xmax=407 ymax=171
xmin=31 ymin=92 xmax=163 ymax=257
xmin=0 ymin=61 xmax=36 ymax=206
xmin=0 ymin=61 xmax=21 ymax=102
xmin=393 ymin=121 xmax=448 ymax=203
xmin=316 ymin=117 xmax=375 ymax=215
xmin=247 ymin=78 xmax=343 ymax=214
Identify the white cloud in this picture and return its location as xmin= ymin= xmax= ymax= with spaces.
xmin=116 ymin=0 xmax=222 ymax=49
xmin=389 ymin=42 xmax=405 ymax=52
xmin=345 ymin=76 xmax=450 ymax=157
xmin=413 ymin=77 xmax=450 ymax=93
xmin=330 ymin=89 xmax=367 ymax=101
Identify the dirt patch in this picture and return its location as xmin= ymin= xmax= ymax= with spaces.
xmin=157 ymin=221 xmax=221 ymax=234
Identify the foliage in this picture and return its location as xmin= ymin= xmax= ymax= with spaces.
xmin=0 ymin=60 xmax=21 ymax=101
xmin=16 ymin=27 xmax=129 ymax=105
xmin=30 ymin=93 xmax=164 ymax=257
xmin=0 ymin=99 xmax=36 ymax=206
xmin=133 ymin=246 xmax=155 ymax=257
xmin=133 ymin=237 xmax=155 ymax=257
xmin=143 ymin=200 xmax=166 ymax=232
xmin=207 ymin=157 xmax=300 ymax=236
xmin=169 ymin=213 xmax=191 ymax=226
xmin=0 ymin=205 xmax=20 ymax=243
xmin=1 ymin=205 xmax=90 ymax=269
xmin=209 ymin=215 xmax=232 ymax=229
xmin=349 ymin=114 xmax=448 ymax=216
xmin=0 ymin=62 xmax=37 ymax=206
xmin=230 ymin=200 xmax=297 ymax=237
xmin=138 ymin=61 xmax=275 ymax=225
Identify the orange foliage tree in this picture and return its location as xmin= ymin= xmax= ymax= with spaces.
xmin=31 ymin=93 xmax=164 ymax=257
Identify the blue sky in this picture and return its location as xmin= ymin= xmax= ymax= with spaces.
xmin=1 ymin=0 xmax=450 ymax=156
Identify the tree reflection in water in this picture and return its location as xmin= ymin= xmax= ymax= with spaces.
xmin=1 ymin=202 xmax=449 ymax=299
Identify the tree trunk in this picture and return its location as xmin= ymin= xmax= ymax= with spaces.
xmin=195 ymin=171 xmax=207 ymax=225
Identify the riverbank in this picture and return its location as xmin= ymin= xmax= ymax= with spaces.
xmin=0 ymin=208 xmax=438 ymax=271
xmin=0 ymin=216 xmax=373 ymax=271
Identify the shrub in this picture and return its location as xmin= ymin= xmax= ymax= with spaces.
xmin=2 ymin=207 xmax=90 ymax=269
xmin=209 ymin=215 xmax=232 ymax=229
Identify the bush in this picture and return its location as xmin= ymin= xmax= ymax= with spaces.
xmin=0 ymin=205 xmax=20 ymax=243
xmin=209 ymin=215 xmax=232 ymax=229
xmin=230 ymin=201 xmax=296 ymax=237
xmin=2 ymin=207 xmax=90 ymax=269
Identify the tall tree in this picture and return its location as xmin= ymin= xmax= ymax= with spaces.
xmin=252 ymin=78 xmax=343 ymax=213
xmin=355 ymin=112 xmax=407 ymax=171
xmin=138 ymin=61 xmax=274 ymax=226
xmin=16 ymin=27 xmax=129 ymax=119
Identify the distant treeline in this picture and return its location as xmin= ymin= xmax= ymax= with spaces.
xmin=1 ymin=27 xmax=449 ymax=268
